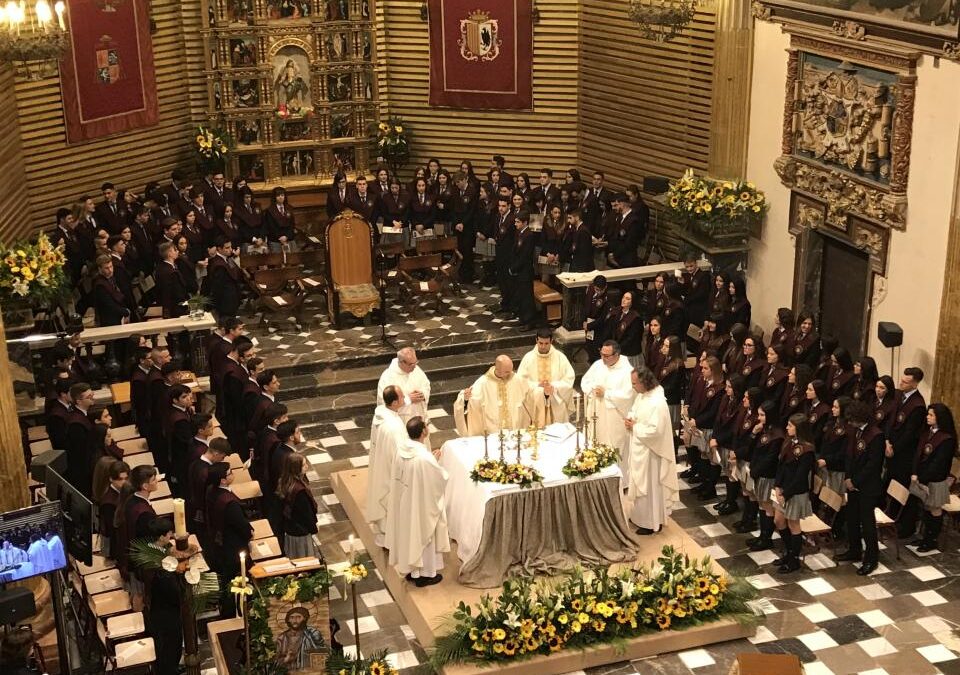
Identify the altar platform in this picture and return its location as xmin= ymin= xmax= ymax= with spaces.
xmin=331 ymin=467 xmax=756 ymax=675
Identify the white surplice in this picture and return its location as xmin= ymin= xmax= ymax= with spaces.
xmin=376 ymin=358 xmax=432 ymax=422
xmin=454 ymin=368 xmax=533 ymax=436
xmin=366 ymin=405 xmax=408 ymax=546
xmin=385 ymin=439 xmax=451 ymax=577
xmin=626 ymin=385 xmax=679 ymax=531
xmin=580 ymin=355 xmax=636 ymax=466
xmin=516 ymin=346 xmax=576 ymax=427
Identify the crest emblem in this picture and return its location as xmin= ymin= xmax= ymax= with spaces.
xmin=459 ymin=10 xmax=500 ymax=62
xmin=857 ymin=440 xmax=865 ymax=452
xmin=794 ymin=345 xmax=802 ymax=354
xmin=924 ymin=443 xmax=933 ymax=455
xmin=897 ymin=412 xmax=905 ymax=423
xmin=760 ymin=434 xmax=769 ymax=444
xmin=809 ymin=413 xmax=818 ymax=423
xmin=95 ymin=35 xmax=122 ymax=84
xmin=766 ymin=377 xmax=774 ymax=386
xmin=875 ymin=410 xmax=883 ymax=421
xmin=789 ymin=397 xmax=798 ymax=407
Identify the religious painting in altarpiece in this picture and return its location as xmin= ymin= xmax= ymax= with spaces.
xmin=202 ymin=0 xmax=379 ymax=186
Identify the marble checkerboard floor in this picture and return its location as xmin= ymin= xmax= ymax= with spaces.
xmin=200 ymin=399 xmax=960 ymax=675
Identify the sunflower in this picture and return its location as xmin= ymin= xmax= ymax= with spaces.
xmin=656 ymin=598 xmax=669 ymax=613
xmin=740 ymin=192 xmax=752 ymax=201
xmin=370 ymin=662 xmax=385 ymax=675
xmin=504 ymin=641 xmax=517 ymax=656
xmin=578 ymin=612 xmax=590 ymax=624
xmin=674 ymin=606 xmax=687 ymax=618
xmin=472 ymin=641 xmax=485 ymax=652
xmin=492 ymin=628 xmax=506 ymax=641
xmin=493 ymin=642 xmax=505 ymax=654
xmin=520 ymin=620 xmax=535 ymax=638
xmin=704 ymin=594 xmax=718 ymax=609
xmin=709 ymin=583 xmax=720 ymax=595
xmin=696 ymin=578 xmax=710 ymax=594
xmin=592 ymin=620 xmax=606 ymax=632
xmin=676 ymin=584 xmax=687 ymax=599
xmin=548 ymin=636 xmax=563 ymax=651
xmin=571 ymin=620 xmax=582 ymax=633
xmin=656 ymin=614 xmax=671 ymax=630
xmin=524 ymin=637 xmax=539 ymax=651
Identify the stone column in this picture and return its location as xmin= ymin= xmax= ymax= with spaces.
xmin=706 ymin=0 xmax=755 ymax=180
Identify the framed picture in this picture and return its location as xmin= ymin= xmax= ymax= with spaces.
xmin=230 ymin=37 xmax=258 ymax=67
xmin=327 ymin=72 xmax=352 ymax=102
xmin=233 ymin=78 xmax=261 ymax=108
xmin=265 ymin=0 xmax=312 ymax=19
xmin=762 ymin=0 xmax=960 ymax=40
xmin=325 ymin=0 xmax=350 ymax=21
xmin=325 ymin=31 xmax=351 ymax=61
xmin=234 ymin=118 xmax=263 ymax=145
xmin=226 ymin=0 xmax=255 ymax=24
xmin=329 ymin=107 xmax=355 ymax=138
xmin=282 ymin=149 xmax=316 ymax=176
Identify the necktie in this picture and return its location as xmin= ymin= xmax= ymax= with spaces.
xmin=111 ymin=203 xmax=116 ymax=215
xmin=420 ymin=194 xmax=424 ymax=204
xmin=279 ymin=205 xmax=285 ymax=216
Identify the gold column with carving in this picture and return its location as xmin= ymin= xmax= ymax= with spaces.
xmin=707 ymin=0 xmax=755 ymax=179
xmin=931 ymin=144 xmax=960 ymax=408
xmin=0 ymin=309 xmax=56 ymax=649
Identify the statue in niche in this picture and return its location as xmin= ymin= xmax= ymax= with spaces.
xmin=330 ymin=110 xmax=354 ymax=138
xmin=332 ymin=146 xmax=354 ymax=173
xmin=239 ymin=154 xmax=265 ymax=181
xmin=238 ymin=119 xmax=262 ymax=144
xmin=228 ymin=0 xmax=254 ymax=23
xmin=283 ymin=150 xmax=315 ymax=176
xmin=267 ymin=0 xmax=311 ymax=18
xmin=793 ymin=54 xmax=897 ymax=184
xmin=326 ymin=32 xmax=348 ymax=60
xmin=361 ymin=0 xmax=369 ymax=18
xmin=327 ymin=73 xmax=351 ymax=101
xmin=231 ymin=38 xmax=257 ymax=66
xmin=279 ymin=120 xmax=311 ymax=141
xmin=325 ymin=0 xmax=349 ymax=20
xmin=274 ymin=57 xmax=310 ymax=110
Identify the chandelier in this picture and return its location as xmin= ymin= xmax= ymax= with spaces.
xmin=628 ymin=0 xmax=699 ymax=42
xmin=0 ymin=0 xmax=69 ymax=80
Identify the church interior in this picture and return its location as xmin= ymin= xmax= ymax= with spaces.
xmin=1 ymin=0 xmax=960 ymax=673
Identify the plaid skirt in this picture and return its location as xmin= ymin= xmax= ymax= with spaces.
xmin=922 ymin=479 xmax=951 ymax=509
xmin=775 ymin=493 xmax=813 ymax=520
xmin=284 ymin=533 xmax=317 ymax=560
xmin=753 ymin=476 xmax=776 ymax=503
xmin=818 ymin=468 xmax=846 ymax=496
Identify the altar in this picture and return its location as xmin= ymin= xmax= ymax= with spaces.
xmin=440 ymin=424 xmax=640 ymax=588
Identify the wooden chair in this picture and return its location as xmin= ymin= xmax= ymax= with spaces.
xmin=376 ymin=241 xmax=407 ymax=298
xmin=416 ymin=236 xmax=464 ymax=295
xmin=878 ymin=480 xmax=910 ymax=560
xmin=284 ymin=250 xmax=329 ymax=293
xmin=397 ymin=253 xmax=444 ymax=314
xmin=253 ymin=267 xmax=307 ymax=326
xmin=237 ymin=251 xmax=286 ymax=272
xmin=324 ymin=209 xmax=380 ymax=327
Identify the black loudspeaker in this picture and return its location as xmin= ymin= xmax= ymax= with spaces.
xmin=878 ymin=321 xmax=903 ymax=348
xmin=30 ymin=449 xmax=67 ymax=484
xmin=643 ymin=176 xmax=670 ymax=195
xmin=0 ymin=587 xmax=36 ymax=625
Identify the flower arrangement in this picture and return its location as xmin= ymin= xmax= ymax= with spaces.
xmin=429 ymin=546 xmax=756 ymax=667
xmin=128 ymin=540 xmax=220 ymax=614
xmin=562 ymin=443 xmax=620 ymax=479
xmin=276 ymin=103 xmax=314 ymax=120
xmin=0 ymin=233 xmax=67 ymax=307
xmin=194 ymin=125 xmax=231 ymax=173
xmin=327 ymin=648 xmax=398 ymax=675
xmin=247 ymin=569 xmax=332 ymax=674
xmin=470 ymin=459 xmax=543 ymax=488
xmin=375 ymin=115 xmax=410 ymax=174
xmin=344 ymin=562 xmax=368 ymax=584
xmin=665 ymin=169 xmax=767 ymax=238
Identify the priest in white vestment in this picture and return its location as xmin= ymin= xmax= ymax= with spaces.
xmin=367 ymin=385 xmax=408 ymax=547
xmin=386 ymin=417 xmax=450 ymax=587
xmin=580 ymin=340 xmax=637 ymax=483
xmin=455 ymin=355 xmax=533 ymax=435
xmin=377 ymin=347 xmax=431 ymax=422
xmin=625 ymin=367 xmax=679 ymax=533
xmin=516 ymin=329 xmax=576 ymax=428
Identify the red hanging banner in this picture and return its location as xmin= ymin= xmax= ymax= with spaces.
xmin=428 ymin=0 xmax=533 ymax=110
xmin=59 ymin=0 xmax=159 ymax=143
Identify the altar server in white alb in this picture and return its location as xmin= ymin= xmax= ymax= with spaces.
xmin=455 ymin=355 xmax=533 ymax=436
xmin=367 ymin=385 xmax=408 ymax=547
xmin=625 ymin=366 xmax=680 ymax=534
xmin=377 ymin=347 xmax=431 ymax=422
xmin=516 ymin=328 xmax=576 ymax=428
xmin=580 ymin=340 xmax=637 ymax=475
xmin=386 ymin=417 xmax=450 ymax=587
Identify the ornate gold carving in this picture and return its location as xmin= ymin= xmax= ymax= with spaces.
xmin=751 ymin=1 xmax=771 ymax=21
xmin=775 ymin=156 xmax=906 ymax=229
xmin=796 ymin=202 xmax=824 ymax=230
xmin=831 ymin=20 xmax=866 ymax=41
xmin=789 ymin=34 xmax=916 ymax=71
xmin=944 ymin=42 xmax=960 ymax=59
xmin=792 ymin=55 xmax=895 ymax=186
xmin=871 ymin=274 xmax=887 ymax=308
xmin=782 ymin=49 xmax=800 ymax=156
xmin=888 ymin=73 xmax=916 ymax=196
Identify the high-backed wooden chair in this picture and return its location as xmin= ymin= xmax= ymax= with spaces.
xmin=324 ymin=209 xmax=380 ymax=327
xmin=397 ymin=252 xmax=444 ymax=315
xmin=416 ymin=236 xmax=463 ymax=295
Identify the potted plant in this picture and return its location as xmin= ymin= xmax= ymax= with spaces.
xmin=375 ymin=115 xmax=410 ymax=177
xmin=665 ymin=169 xmax=767 ymax=249
xmin=186 ymin=292 xmax=210 ymax=320
xmin=0 ymin=232 xmax=67 ymax=334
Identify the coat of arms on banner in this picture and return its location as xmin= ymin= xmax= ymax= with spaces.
xmin=459 ymin=10 xmax=500 ymax=61
xmin=95 ymin=36 xmax=122 ymax=84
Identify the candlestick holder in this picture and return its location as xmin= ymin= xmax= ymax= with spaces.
xmin=498 ymin=428 xmax=506 ymax=463
xmin=175 ymin=535 xmax=189 ymax=551
xmin=483 ymin=432 xmax=489 ymax=460
xmin=515 ymin=428 xmax=523 ymax=463
xmin=528 ymin=424 xmax=540 ymax=460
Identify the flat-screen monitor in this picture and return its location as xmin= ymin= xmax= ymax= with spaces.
xmin=44 ymin=468 xmax=93 ymax=566
xmin=0 ymin=501 xmax=67 ymax=583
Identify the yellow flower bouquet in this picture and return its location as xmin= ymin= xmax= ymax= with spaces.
xmin=430 ymin=546 xmax=756 ymax=667
xmin=375 ymin=115 xmax=410 ymax=174
xmin=0 ymin=233 xmax=67 ymax=307
xmin=193 ymin=125 xmax=232 ymax=173
xmin=666 ymin=169 xmax=767 ymax=240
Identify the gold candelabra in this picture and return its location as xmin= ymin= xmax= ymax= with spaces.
xmin=527 ymin=424 xmax=540 ymax=460
xmin=498 ymin=427 xmax=506 ymax=463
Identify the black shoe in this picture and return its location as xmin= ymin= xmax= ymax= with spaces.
xmin=834 ymin=550 xmax=862 ymax=562
xmin=856 ymin=561 xmax=878 ymax=576
xmin=716 ymin=501 xmax=739 ymax=515
xmin=679 ymin=468 xmax=698 ymax=480
xmin=414 ymin=574 xmax=443 ymax=587
xmin=688 ymin=474 xmax=705 ymax=485
xmin=635 ymin=526 xmax=655 ymax=535
xmin=916 ymin=541 xmax=939 ymax=553
xmin=747 ymin=538 xmax=772 ymax=551
xmin=777 ymin=556 xmax=801 ymax=573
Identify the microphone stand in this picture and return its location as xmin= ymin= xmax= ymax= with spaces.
xmin=377 ymin=252 xmax=397 ymax=349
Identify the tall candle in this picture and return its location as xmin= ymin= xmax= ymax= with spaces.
xmin=348 ymin=534 xmax=356 ymax=559
xmin=172 ymin=498 xmax=187 ymax=538
xmin=54 ymin=0 xmax=64 ymax=30
xmin=239 ymin=549 xmax=247 ymax=579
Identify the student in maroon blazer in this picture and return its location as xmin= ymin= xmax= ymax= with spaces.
xmin=326 ymin=173 xmax=350 ymax=220
xmin=347 ymin=176 xmax=378 ymax=223
xmin=205 ymin=172 xmax=235 ymax=219
xmin=46 ymin=379 xmax=75 ymax=450
xmin=207 ymin=238 xmax=244 ymax=317
xmin=234 ymin=188 xmax=266 ymax=250
xmin=215 ymin=203 xmax=241 ymax=246
xmin=264 ymin=187 xmax=297 ymax=251
xmin=163 ymin=384 xmax=195 ymax=497
xmin=378 ymin=180 xmax=409 ymax=228
xmin=155 ymin=242 xmax=189 ymax=319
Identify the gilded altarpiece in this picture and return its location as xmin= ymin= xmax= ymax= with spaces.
xmin=203 ymin=0 xmax=378 ymax=185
